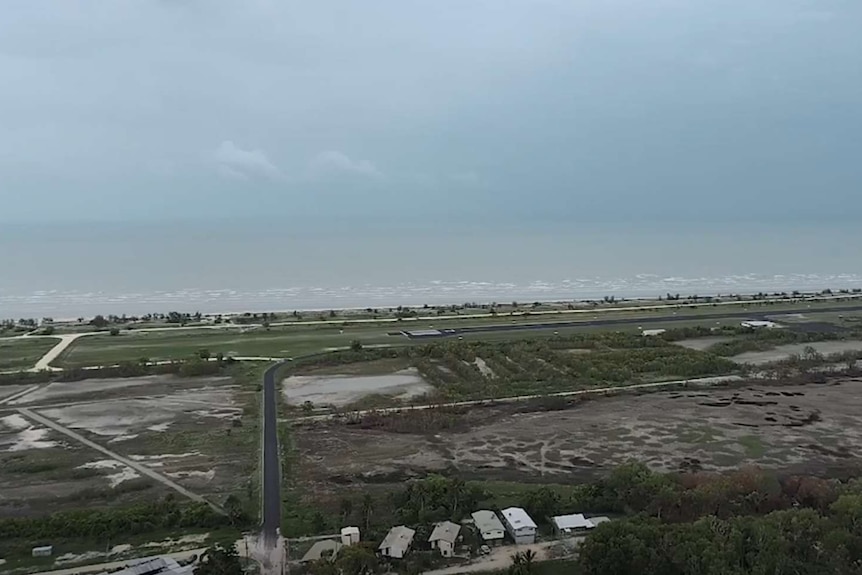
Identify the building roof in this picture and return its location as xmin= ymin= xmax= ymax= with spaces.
xmin=741 ymin=320 xmax=779 ymax=328
xmin=552 ymin=513 xmax=594 ymax=531
xmin=428 ymin=521 xmax=461 ymax=544
xmin=378 ymin=525 xmax=416 ymax=554
xmin=501 ymin=507 xmax=537 ymax=530
xmin=341 ymin=526 xmax=360 ymax=535
xmin=301 ymin=540 xmax=342 ymax=563
xmin=472 ymin=510 xmax=506 ymax=534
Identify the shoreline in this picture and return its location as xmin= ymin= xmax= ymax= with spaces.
xmin=7 ymin=286 xmax=860 ymax=325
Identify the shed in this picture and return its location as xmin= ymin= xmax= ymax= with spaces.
xmin=552 ymin=513 xmax=594 ymax=535
xmin=379 ymin=525 xmax=415 ymax=559
xmin=341 ymin=526 xmax=361 ymax=546
xmin=428 ymin=521 xmax=461 ymax=557
xmin=32 ymin=546 xmax=53 ymax=558
xmin=501 ymin=507 xmax=537 ymax=545
xmin=301 ymin=540 xmax=342 ymax=563
xmin=471 ymin=510 xmax=506 ymax=543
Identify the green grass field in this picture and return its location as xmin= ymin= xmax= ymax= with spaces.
xmin=0 ymin=337 xmax=58 ymax=370
xmin=52 ymin=301 xmax=860 ymax=369
xmin=55 ymin=325 xmax=400 ymax=367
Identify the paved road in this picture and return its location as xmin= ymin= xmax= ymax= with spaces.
xmin=261 ymin=361 xmax=288 ymax=544
xmin=433 ymin=304 xmax=862 ymax=339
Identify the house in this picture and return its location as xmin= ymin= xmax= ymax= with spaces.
xmin=379 ymin=525 xmax=415 ymax=559
xmin=428 ymin=521 xmax=461 ymax=558
xmin=471 ymin=510 xmax=506 ymax=544
xmin=551 ymin=513 xmax=594 ymax=535
xmin=301 ymin=540 xmax=342 ymax=563
xmin=501 ymin=507 xmax=537 ymax=544
xmin=341 ymin=526 xmax=361 ymax=546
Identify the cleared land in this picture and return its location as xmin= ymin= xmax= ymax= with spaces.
xmin=0 ymin=370 xmax=260 ymax=518
xmin=283 ymin=368 xmax=432 ymax=408
xmin=0 ymin=337 xmax=59 ymax=370
xmin=730 ymin=340 xmax=862 ymax=365
xmin=293 ymin=378 xmax=862 ymax=504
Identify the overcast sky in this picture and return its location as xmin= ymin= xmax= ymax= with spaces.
xmin=1 ymin=0 xmax=860 ymax=224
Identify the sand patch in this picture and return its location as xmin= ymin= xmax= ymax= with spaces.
xmin=37 ymin=388 xmax=237 ymax=436
xmin=108 ymin=434 xmax=139 ymax=443
xmin=56 ymin=551 xmax=104 ymax=565
xmin=167 ymin=470 xmax=215 ymax=482
xmin=129 ymin=452 xmax=200 ymax=461
xmin=0 ymin=417 xmax=58 ymax=452
xmin=674 ymin=337 xmax=734 ymax=351
xmin=282 ymin=368 xmax=432 ymax=407
xmin=474 ymin=357 xmax=496 ymax=378
xmin=0 ymin=414 xmax=30 ymax=431
xmin=78 ymin=459 xmax=141 ymax=487
xmin=732 ymin=340 xmax=862 ymax=365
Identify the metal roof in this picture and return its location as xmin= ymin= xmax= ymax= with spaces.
xmin=428 ymin=521 xmax=460 ymax=544
xmin=502 ymin=507 xmax=537 ymax=530
xmin=471 ymin=510 xmax=505 ymax=535
xmin=378 ymin=525 xmax=416 ymax=554
xmin=552 ymin=513 xmax=594 ymax=530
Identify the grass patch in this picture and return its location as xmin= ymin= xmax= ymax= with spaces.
xmin=0 ymin=337 xmax=59 ymax=370
xmin=737 ymin=435 xmax=766 ymax=458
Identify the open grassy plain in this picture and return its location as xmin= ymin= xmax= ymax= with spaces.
xmin=0 ymin=337 xmax=59 ymax=371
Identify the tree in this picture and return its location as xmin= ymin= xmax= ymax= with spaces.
xmin=351 ymin=340 xmax=363 ymax=352
xmin=360 ymin=494 xmax=374 ymax=533
xmin=336 ymin=543 xmax=380 ymax=575
xmin=339 ymin=497 xmax=354 ymax=523
xmin=508 ymin=550 xmax=537 ymax=575
xmin=193 ymin=544 xmax=242 ymax=575
xmin=109 ymin=327 xmax=121 ymax=336
xmin=91 ymin=315 xmax=109 ymax=328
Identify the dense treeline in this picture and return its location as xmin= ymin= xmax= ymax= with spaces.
xmin=560 ymin=463 xmax=862 ymax=574
xmin=0 ymin=356 xmax=231 ymax=387
xmin=580 ymin=507 xmax=862 ymax=574
xmin=0 ymin=497 xmax=229 ymax=541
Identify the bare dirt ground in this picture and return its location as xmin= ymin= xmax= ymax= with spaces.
xmin=731 ymin=341 xmax=862 ymax=365
xmin=283 ymin=368 xmax=433 ymax=407
xmin=674 ymin=337 xmax=734 ymax=351
xmin=294 ymin=378 xmax=862 ymax=490
xmin=0 ymin=374 xmax=257 ymax=516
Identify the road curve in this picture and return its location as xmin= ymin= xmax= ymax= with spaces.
xmin=261 ymin=360 xmax=288 ymax=543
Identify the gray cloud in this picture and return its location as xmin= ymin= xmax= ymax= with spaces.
xmin=213 ymin=141 xmax=281 ymax=181
xmin=0 ymin=0 xmax=860 ymax=223
xmin=310 ymin=151 xmax=381 ymax=179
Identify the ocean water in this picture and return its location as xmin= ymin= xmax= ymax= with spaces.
xmin=1 ymin=221 xmax=860 ymax=318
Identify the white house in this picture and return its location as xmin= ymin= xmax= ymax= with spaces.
xmin=551 ymin=513 xmax=594 ymax=535
xmin=501 ymin=507 xmax=537 ymax=544
xmin=379 ymin=525 xmax=415 ymax=559
xmin=341 ymin=526 xmax=361 ymax=546
xmin=471 ymin=510 xmax=506 ymax=544
xmin=428 ymin=521 xmax=461 ymax=557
